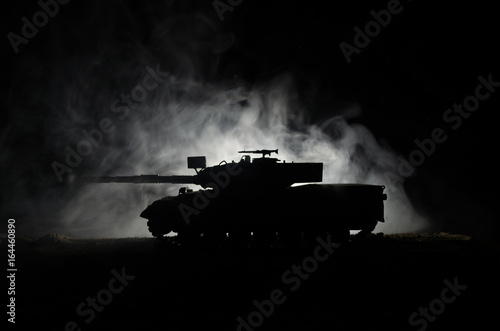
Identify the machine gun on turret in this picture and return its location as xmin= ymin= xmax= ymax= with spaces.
xmin=238 ymin=149 xmax=278 ymax=157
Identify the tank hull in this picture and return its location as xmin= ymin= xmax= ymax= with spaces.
xmin=141 ymin=183 xmax=386 ymax=244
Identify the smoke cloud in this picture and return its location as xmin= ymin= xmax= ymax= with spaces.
xmin=2 ymin=3 xmax=428 ymax=238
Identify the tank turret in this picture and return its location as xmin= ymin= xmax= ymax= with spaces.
xmin=79 ymin=149 xmax=323 ymax=190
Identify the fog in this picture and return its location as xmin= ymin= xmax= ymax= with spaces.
xmin=2 ymin=3 xmax=428 ymax=238
xmin=7 ymin=72 xmax=427 ymax=238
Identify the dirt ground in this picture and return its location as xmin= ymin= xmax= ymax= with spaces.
xmin=12 ymin=233 xmax=500 ymax=331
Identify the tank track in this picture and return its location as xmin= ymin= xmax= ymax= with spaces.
xmin=147 ymin=219 xmax=378 ymax=249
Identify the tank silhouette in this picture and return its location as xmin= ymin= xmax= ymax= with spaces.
xmin=81 ymin=149 xmax=387 ymax=246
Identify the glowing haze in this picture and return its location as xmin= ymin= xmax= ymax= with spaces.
xmin=41 ymin=72 xmax=425 ymax=238
xmin=5 ymin=8 xmax=428 ymax=238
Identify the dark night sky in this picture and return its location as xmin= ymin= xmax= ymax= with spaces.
xmin=1 ymin=0 xmax=498 ymax=240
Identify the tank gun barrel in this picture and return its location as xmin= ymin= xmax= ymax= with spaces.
xmin=78 ymin=174 xmax=197 ymax=184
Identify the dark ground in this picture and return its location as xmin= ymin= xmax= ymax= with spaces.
xmin=12 ymin=233 xmax=500 ymax=331
xmin=2 ymin=2 xmax=500 ymax=330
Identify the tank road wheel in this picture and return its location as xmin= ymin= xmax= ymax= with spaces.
xmin=278 ymin=230 xmax=302 ymax=248
xmin=252 ymin=230 xmax=278 ymax=248
xmin=228 ymin=230 xmax=251 ymax=249
xmin=328 ymin=223 xmax=350 ymax=243
xmin=177 ymin=230 xmax=201 ymax=247
xmin=227 ymin=230 xmax=250 ymax=248
xmin=201 ymin=230 xmax=227 ymax=249
xmin=355 ymin=220 xmax=378 ymax=240
xmin=147 ymin=219 xmax=171 ymax=239
xmin=303 ymin=230 xmax=326 ymax=248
